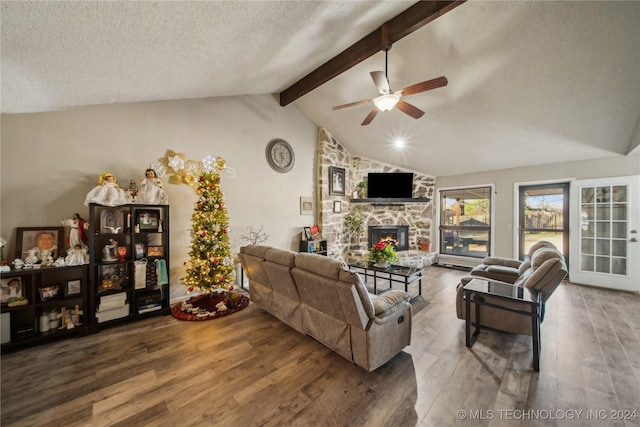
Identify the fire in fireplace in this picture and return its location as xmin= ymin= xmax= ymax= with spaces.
xmin=368 ymin=225 xmax=409 ymax=252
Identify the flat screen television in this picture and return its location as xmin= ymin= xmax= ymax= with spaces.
xmin=367 ymin=172 xmax=413 ymax=199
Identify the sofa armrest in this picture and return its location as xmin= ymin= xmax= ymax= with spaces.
xmin=370 ymin=290 xmax=410 ymax=319
xmin=371 ymin=290 xmax=410 ymax=315
xmin=486 ymin=264 xmax=520 ymax=277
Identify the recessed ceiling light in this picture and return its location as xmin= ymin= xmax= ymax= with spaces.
xmin=393 ymin=138 xmax=406 ymax=148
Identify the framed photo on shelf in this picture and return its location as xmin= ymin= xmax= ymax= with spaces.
xmin=15 ymin=227 xmax=64 ymax=262
xmin=303 ymin=226 xmax=312 ymax=241
xmin=99 ymin=208 xmax=124 ymax=234
xmin=147 ymin=246 xmax=164 ymax=257
xmin=66 ymin=279 xmax=82 ymax=296
xmin=134 ymin=243 xmax=147 ymax=260
xmin=329 ymin=166 xmax=346 ymax=195
xmin=100 ymin=263 xmax=128 ymax=291
xmin=309 ymin=224 xmax=321 ymax=240
xmin=300 ymin=197 xmax=314 ymax=215
xmin=136 ymin=209 xmax=160 ymax=232
xmin=1 ymin=277 xmax=23 ymax=304
xmin=38 ymin=284 xmax=61 ymax=302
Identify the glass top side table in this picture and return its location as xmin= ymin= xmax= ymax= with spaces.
xmin=463 ymin=278 xmax=542 ymax=371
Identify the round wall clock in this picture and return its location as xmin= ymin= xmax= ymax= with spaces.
xmin=265 ymin=139 xmax=295 ymax=173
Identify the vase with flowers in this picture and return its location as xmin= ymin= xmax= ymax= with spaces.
xmin=366 ymin=241 xmax=398 ymax=269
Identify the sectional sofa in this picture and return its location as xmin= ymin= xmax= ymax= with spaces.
xmin=238 ymin=245 xmax=412 ymax=371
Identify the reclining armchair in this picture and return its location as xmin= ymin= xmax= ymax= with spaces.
xmin=456 ymin=242 xmax=567 ymax=335
xmin=469 ymin=241 xmax=557 ymax=283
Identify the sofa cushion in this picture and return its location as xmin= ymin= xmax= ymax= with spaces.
xmin=294 ymin=252 xmax=343 ymax=280
xmin=241 ymin=245 xmax=271 ymax=258
xmin=531 ymin=247 xmax=562 ymax=270
xmin=527 ymin=240 xmax=557 ymax=259
xmin=265 ymin=247 xmax=296 ymax=268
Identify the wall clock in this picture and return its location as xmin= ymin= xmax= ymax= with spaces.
xmin=265 ymin=139 xmax=295 ymax=173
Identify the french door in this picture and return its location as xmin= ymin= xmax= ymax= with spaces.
xmin=569 ymin=176 xmax=639 ymax=291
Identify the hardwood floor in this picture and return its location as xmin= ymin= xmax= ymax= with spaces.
xmin=2 ymin=266 xmax=639 ymax=426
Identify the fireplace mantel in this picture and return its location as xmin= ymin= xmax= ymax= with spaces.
xmin=351 ymin=197 xmax=430 ymax=205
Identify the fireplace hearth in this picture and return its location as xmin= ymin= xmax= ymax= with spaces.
xmin=368 ymin=225 xmax=409 ymax=252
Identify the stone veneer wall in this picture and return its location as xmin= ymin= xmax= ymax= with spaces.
xmin=317 ymin=128 xmax=435 ymax=260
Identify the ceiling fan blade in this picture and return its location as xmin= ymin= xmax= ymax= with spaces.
xmin=332 ymin=98 xmax=373 ymax=110
xmin=396 ymin=100 xmax=425 ymax=119
xmin=399 ymin=76 xmax=448 ymax=97
xmin=370 ymin=71 xmax=390 ymax=94
xmin=361 ymin=108 xmax=379 ymax=126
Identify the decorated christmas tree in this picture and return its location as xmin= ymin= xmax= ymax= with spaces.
xmin=183 ymin=166 xmax=235 ymax=294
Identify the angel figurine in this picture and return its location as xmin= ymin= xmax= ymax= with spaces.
xmin=84 ymin=173 xmax=129 ymax=207
xmin=137 ymin=168 xmax=169 ymax=205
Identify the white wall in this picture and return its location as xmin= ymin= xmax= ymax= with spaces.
xmin=0 ymin=95 xmax=318 ymax=300
xmin=436 ymin=154 xmax=640 ymax=259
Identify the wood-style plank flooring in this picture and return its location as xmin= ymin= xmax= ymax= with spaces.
xmin=2 ymin=266 xmax=639 ymax=426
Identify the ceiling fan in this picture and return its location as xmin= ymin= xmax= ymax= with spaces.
xmin=332 ymin=47 xmax=448 ymax=126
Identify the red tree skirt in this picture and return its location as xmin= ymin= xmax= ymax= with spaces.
xmin=171 ymin=291 xmax=250 ymax=321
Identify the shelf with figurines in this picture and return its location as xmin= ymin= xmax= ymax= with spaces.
xmin=84 ymin=168 xmax=171 ymax=328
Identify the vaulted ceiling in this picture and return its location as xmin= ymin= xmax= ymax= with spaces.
xmin=2 ymin=1 xmax=638 ymax=176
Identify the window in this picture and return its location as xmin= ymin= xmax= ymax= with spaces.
xmin=439 ymin=186 xmax=492 ymax=258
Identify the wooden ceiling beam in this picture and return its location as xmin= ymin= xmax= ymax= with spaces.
xmin=279 ymin=1 xmax=465 ymax=107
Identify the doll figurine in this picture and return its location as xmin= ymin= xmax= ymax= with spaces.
xmin=137 ymin=168 xmax=169 ymax=205
xmin=84 ymin=173 xmax=129 ymax=207
xmin=127 ymin=180 xmax=138 ymax=203
xmin=65 ymin=244 xmax=88 ymax=266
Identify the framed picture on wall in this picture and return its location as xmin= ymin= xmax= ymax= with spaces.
xmin=329 ymin=166 xmax=346 ymax=195
xmin=333 ymin=201 xmax=342 ymax=213
xmin=300 ymin=197 xmax=314 ymax=215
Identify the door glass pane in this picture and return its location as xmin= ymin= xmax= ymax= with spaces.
xmin=612 ymin=204 xmax=627 ymax=220
xmin=582 ymin=187 xmax=594 ymax=203
xmin=596 ymin=206 xmax=611 ymax=220
xmin=612 ymin=222 xmax=626 ymax=238
xmin=612 ymin=186 xmax=627 ymax=202
xmin=596 ymin=256 xmax=610 ymax=273
xmin=581 ymin=238 xmax=594 ymax=254
xmin=581 ymin=255 xmax=594 ymax=271
xmin=612 ymin=240 xmax=626 ymax=257
xmin=596 ymin=187 xmax=610 ymax=203
xmin=612 ymin=258 xmax=626 ymax=275
xmin=596 ymin=222 xmax=610 ymax=238
xmin=596 ymin=239 xmax=610 ymax=256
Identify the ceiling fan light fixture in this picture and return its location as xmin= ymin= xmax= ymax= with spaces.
xmin=373 ymin=93 xmax=400 ymax=111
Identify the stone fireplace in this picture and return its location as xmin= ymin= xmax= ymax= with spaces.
xmin=368 ymin=225 xmax=409 ymax=252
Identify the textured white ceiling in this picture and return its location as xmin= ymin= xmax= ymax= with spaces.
xmin=2 ymin=1 xmax=639 ymax=176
